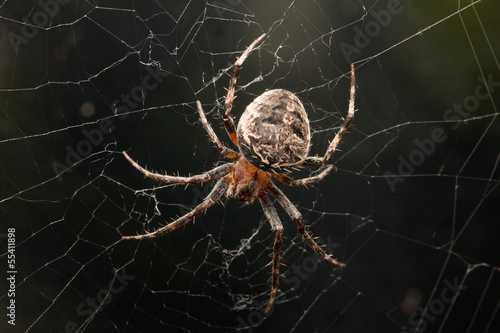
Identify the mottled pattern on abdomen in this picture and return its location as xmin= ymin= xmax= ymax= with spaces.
xmin=237 ymin=89 xmax=311 ymax=172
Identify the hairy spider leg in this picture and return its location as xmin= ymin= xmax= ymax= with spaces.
xmin=123 ymin=174 xmax=232 ymax=239
xmin=266 ymin=182 xmax=344 ymax=267
xmin=122 ymin=151 xmax=233 ymax=184
xmin=223 ymin=33 xmax=266 ymax=145
xmin=257 ymin=190 xmax=284 ymax=313
xmin=272 ymin=165 xmax=333 ymax=186
xmin=322 ymin=64 xmax=356 ymax=164
xmin=196 ymin=101 xmax=239 ymax=159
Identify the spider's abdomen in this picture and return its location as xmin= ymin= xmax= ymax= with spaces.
xmin=236 ymin=89 xmax=311 ymax=171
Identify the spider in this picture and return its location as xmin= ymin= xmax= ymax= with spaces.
xmin=122 ymin=34 xmax=356 ymax=312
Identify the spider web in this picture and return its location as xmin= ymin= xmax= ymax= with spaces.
xmin=1 ymin=0 xmax=499 ymax=332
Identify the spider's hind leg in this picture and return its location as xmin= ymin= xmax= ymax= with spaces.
xmin=257 ymin=190 xmax=284 ymax=313
xmin=266 ymin=182 xmax=344 ymax=267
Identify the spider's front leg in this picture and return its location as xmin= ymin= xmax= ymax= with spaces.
xmin=122 ymin=151 xmax=233 ymax=184
xmin=123 ymin=174 xmax=232 ymax=239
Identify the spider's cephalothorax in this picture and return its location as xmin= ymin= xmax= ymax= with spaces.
xmin=122 ymin=34 xmax=356 ymax=313
xmin=237 ymin=89 xmax=310 ymax=172
xmin=231 ymin=156 xmax=271 ymax=203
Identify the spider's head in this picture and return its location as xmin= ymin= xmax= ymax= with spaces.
xmin=232 ymin=157 xmax=271 ymax=204
xmin=234 ymin=179 xmax=258 ymax=204
xmin=236 ymin=89 xmax=311 ymax=172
